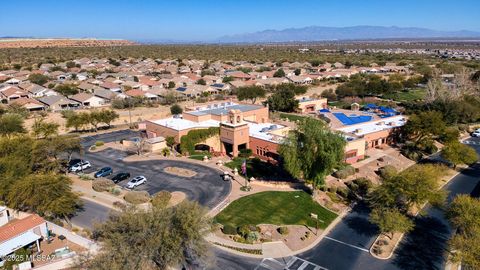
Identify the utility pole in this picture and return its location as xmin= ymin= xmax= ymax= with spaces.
xmin=128 ymin=98 xmax=132 ymax=128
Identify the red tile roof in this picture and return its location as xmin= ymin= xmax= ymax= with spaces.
xmin=0 ymin=214 xmax=46 ymax=243
xmin=125 ymin=89 xmax=145 ymax=97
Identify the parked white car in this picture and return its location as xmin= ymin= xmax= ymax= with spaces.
xmin=472 ymin=131 xmax=480 ymax=137
xmin=69 ymin=161 xmax=91 ymax=172
xmin=126 ymin=176 xmax=147 ymax=189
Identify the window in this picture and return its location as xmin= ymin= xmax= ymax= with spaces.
xmin=345 ymin=150 xmax=357 ymax=159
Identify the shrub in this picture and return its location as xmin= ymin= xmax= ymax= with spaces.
xmin=277 ymin=226 xmax=289 ymax=235
xmin=113 ymin=201 xmax=127 ymax=211
xmin=328 ymin=186 xmax=337 ymax=193
xmin=92 ymin=179 xmax=115 ymax=192
xmin=222 ymin=224 xmax=237 ymax=235
xmin=109 ymin=187 xmax=121 ymax=196
xmin=246 ymin=231 xmax=260 ymax=242
xmin=237 ymin=224 xmax=251 ymax=237
xmin=170 ymin=104 xmax=183 ymax=115
xmin=151 ymin=191 xmax=172 ymax=209
xmin=336 ymin=187 xmax=349 ymax=198
xmin=378 ymin=165 xmax=397 ymax=179
xmin=95 ymin=140 xmax=105 ymax=147
xmin=333 ymin=165 xmax=355 ymax=179
xmin=124 ymin=191 xmax=151 ymax=204
xmin=78 ymin=173 xmax=93 ymax=181
xmin=239 ymin=148 xmax=252 ymax=158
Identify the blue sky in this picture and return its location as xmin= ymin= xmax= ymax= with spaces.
xmin=1 ymin=0 xmax=479 ymax=41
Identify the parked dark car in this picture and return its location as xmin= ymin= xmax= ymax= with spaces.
xmin=94 ymin=167 xmax=113 ymax=178
xmin=68 ymin=159 xmax=83 ymax=167
xmin=111 ymin=172 xmax=131 ymax=183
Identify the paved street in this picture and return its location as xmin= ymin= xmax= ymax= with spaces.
xmin=213 ymin=137 xmax=480 ymax=270
xmin=71 ymin=198 xmax=113 ymax=230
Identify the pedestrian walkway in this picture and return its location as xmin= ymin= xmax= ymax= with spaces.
xmin=255 ymin=256 xmax=328 ymax=270
xmin=72 ymin=184 xmax=121 ymax=210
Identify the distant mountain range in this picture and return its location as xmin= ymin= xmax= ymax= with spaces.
xmin=217 ymin=26 xmax=480 ymax=43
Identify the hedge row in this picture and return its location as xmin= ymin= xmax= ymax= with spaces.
xmin=180 ymin=127 xmax=219 ymax=155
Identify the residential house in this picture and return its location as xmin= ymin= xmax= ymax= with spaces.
xmin=0 ymin=207 xmax=48 ymax=267
xmin=93 ymin=88 xmax=119 ymax=102
xmin=70 ymin=93 xmax=106 ymax=108
xmin=19 ymin=83 xmax=57 ymax=98
xmin=0 ymin=86 xmax=30 ymax=103
xmin=10 ymin=97 xmax=45 ymax=111
xmin=38 ymin=95 xmax=80 ymax=111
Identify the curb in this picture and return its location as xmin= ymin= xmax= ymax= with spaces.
xmin=207 ymin=207 xmax=349 ymax=259
xmin=369 ymin=169 xmax=462 ymax=260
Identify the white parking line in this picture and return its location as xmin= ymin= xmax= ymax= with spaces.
xmin=323 ymin=236 xmax=370 ymax=252
xmin=255 ymin=257 xmax=328 ymax=270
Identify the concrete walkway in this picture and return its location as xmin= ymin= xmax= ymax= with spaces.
xmin=72 ymin=184 xmax=122 ymax=210
xmin=208 ymin=208 xmax=349 ymax=259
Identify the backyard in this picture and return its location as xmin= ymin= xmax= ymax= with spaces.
xmin=214 ymin=191 xmax=338 ymax=229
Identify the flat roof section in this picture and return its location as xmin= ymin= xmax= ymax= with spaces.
xmin=337 ymin=115 xmax=406 ymax=136
xmin=249 ymin=122 xmax=287 ymax=143
xmin=149 ymin=118 xmax=220 ymax=131
xmin=187 ymin=104 xmax=263 ymax=116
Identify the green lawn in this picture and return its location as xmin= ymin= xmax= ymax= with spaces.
xmin=279 ymin=113 xmax=308 ymax=122
xmin=214 ymin=191 xmax=338 ymax=229
xmin=189 ymin=151 xmax=212 ymax=160
xmin=224 ymin=157 xmax=292 ymax=180
xmin=384 ymin=88 xmax=426 ymax=102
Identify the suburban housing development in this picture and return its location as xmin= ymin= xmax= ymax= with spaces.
xmin=1 ymin=1 xmax=480 ymax=269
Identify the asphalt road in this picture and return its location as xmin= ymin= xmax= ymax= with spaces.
xmin=71 ymin=198 xmax=114 ymax=230
xmin=71 ymin=130 xmax=231 ymax=229
xmin=214 ymin=137 xmax=480 ymax=270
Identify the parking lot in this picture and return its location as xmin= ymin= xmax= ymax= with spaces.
xmin=74 ymin=130 xmax=232 ymax=209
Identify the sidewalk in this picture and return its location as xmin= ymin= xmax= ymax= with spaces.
xmin=72 ymin=182 xmax=123 ymax=210
xmin=207 ymin=208 xmax=349 ymax=258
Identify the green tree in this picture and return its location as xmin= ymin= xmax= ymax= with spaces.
xmin=28 ymin=73 xmax=50 ymax=85
xmin=7 ymin=174 xmax=80 ymax=221
xmin=168 ymin=81 xmax=176 ymax=89
xmin=294 ymin=68 xmax=301 ymax=76
xmin=222 ymin=76 xmax=234 ymax=83
xmin=446 ymin=195 xmax=480 ymax=268
xmin=369 ymin=164 xmax=446 ymax=211
xmin=267 ymin=88 xmax=299 ymax=112
xmin=101 ymin=109 xmax=119 ymax=128
xmin=236 ymin=86 xmax=266 ymax=104
xmin=166 ymin=136 xmax=175 ymax=149
xmin=78 ymin=201 xmax=213 ymax=270
xmin=170 ymin=104 xmax=183 ymax=115
xmin=0 ymin=114 xmax=26 ymax=137
xmin=88 ymin=110 xmax=103 ymax=131
xmin=196 ymin=78 xmax=206 ymax=85
xmin=31 ymin=118 xmax=59 ymax=139
xmin=369 ymin=208 xmax=414 ymax=239
xmin=66 ymin=61 xmax=76 ymax=68
xmin=55 ymin=83 xmax=79 ymax=96
xmin=65 ymin=111 xmax=90 ymax=131
xmin=274 ymin=83 xmax=307 ymax=95
xmin=273 ymin=68 xmax=286 ymax=77
xmin=442 ymin=141 xmax=478 ymax=168
xmin=279 ymin=118 xmax=346 ymax=189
